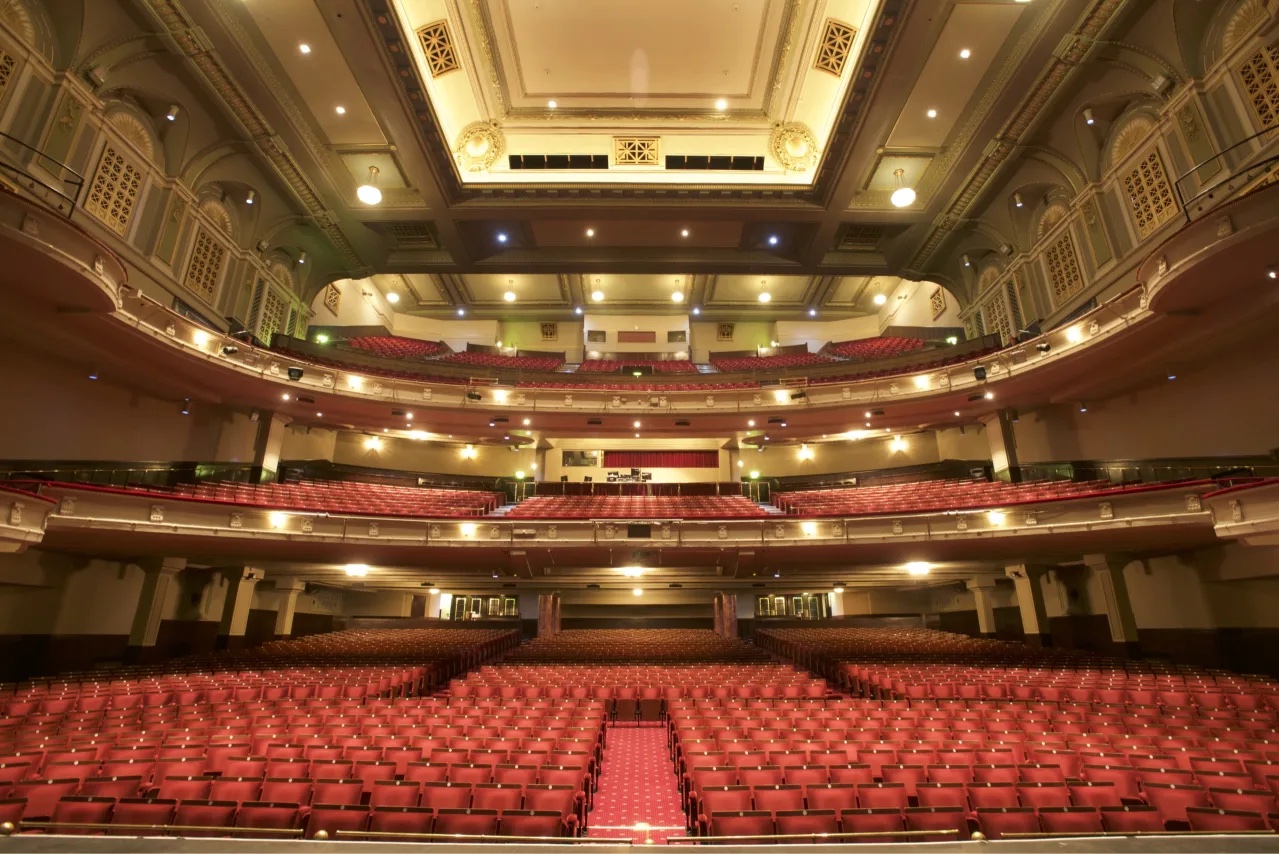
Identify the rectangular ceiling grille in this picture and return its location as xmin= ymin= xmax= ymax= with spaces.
xmin=508 ymin=154 xmax=608 ymax=170
xmin=837 ymin=224 xmax=886 ymax=251
xmin=1122 ymin=148 xmax=1179 ymax=239
xmin=1238 ymin=44 xmax=1279 ymax=129
xmin=417 ymin=21 xmax=459 ymax=77
xmin=1044 ymin=231 xmax=1085 ymax=307
xmin=614 ymin=137 xmax=660 ymax=166
xmin=84 ymin=144 xmax=142 ymax=236
xmin=815 ymin=19 xmax=856 ymax=76
xmin=183 ymin=227 xmax=226 ymax=304
xmin=385 ymin=222 xmax=438 ymax=249
xmin=665 ymin=155 xmax=763 ymax=171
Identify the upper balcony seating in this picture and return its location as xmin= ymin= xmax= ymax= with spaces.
xmin=505 ymin=494 xmax=768 ymax=519
xmin=578 ymin=360 xmax=698 ymax=374
xmin=710 ymin=352 xmax=835 ymax=372
xmin=826 ymin=336 xmax=929 ymax=361
xmin=487 ymin=630 xmax=776 ymax=665
xmin=441 ymin=352 xmax=565 ymax=371
xmin=170 ymin=480 xmax=501 ymax=517
xmin=518 ymin=379 xmax=757 ymax=390
xmin=282 ymin=351 xmax=468 ymax=385
xmin=809 ymin=345 xmax=1003 ymax=385
xmin=772 ymin=478 xmax=1188 ymax=517
xmin=342 ymin=336 xmax=446 ymax=361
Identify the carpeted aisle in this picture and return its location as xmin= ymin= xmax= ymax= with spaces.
xmin=587 ymin=725 xmax=687 ymax=844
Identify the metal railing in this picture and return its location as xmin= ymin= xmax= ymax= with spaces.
xmin=1175 ymin=125 xmax=1279 ymax=222
xmin=0 ymin=460 xmax=264 ymax=489
xmin=0 ymin=130 xmax=85 ymax=217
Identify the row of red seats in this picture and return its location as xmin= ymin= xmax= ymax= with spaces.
xmin=505 ymin=495 xmax=769 ymax=519
xmin=577 ymin=360 xmax=697 ymax=374
xmin=342 ymin=336 xmax=446 ymax=360
xmin=825 ymin=336 xmax=929 ymax=361
xmin=807 ymin=345 xmax=1003 ymax=385
xmin=479 ymin=632 xmax=781 ymax=665
xmin=771 ymin=477 xmax=1154 ymax=516
xmin=710 ymin=352 xmax=835 ymax=371
xmin=441 ymin=351 xmax=565 ymax=371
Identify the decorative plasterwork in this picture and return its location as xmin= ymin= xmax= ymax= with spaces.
xmin=1109 ymin=115 xmax=1156 ymax=165
xmin=911 ymin=0 xmax=1128 ymax=269
xmin=1222 ymin=0 xmax=1268 ymax=57
xmin=1238 ymin=43 xmax=1279 ymax=130
xmin=1037 ymin=201 xmax=1069 ymax=238
xmin=323 ymin=282 xmax=340 ymax=316
xmin=0 ymin=0 xmax=34 ymax=46
xmin=930 ymin=287 xmax=946 ymax=319
xmin=417 ymin=20 xmax=459 ymax=77
xmin=613 ymin=137 xmax=660 ymax=167
xmin=198 ymin=197 xmax=234 ymax=236
xmin=768 ymin=122 xmax=819 ymax=172
xmin=106 ymin=111 xmax=155 ymax=162
xmin=453 ymin=120 xmax=504 ymax=173
xmin=815 ymin=19 xmax=856 ymax=76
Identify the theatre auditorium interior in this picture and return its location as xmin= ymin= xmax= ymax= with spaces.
xmin=3 ymin=0 xmax=1279 ymax=852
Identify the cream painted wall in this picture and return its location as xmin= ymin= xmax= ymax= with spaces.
xmin=347 ymin=589 xmax=413 ymax=618
xmin=392 ymin=315 xmax=497 ymax=353
xmin=0 ymin=344 xmax=261 ymax=462
xmin=280 ymin=425 xmax=338 ymax=461
xmin=312 ymin=278 xmax=394 ymax=330
xmin=842 ymin=589 xmax=928 ymax=615
xmin=935 ymin=425 xmax=991 ymax=460
xmin=499 ymin=320 xmax=581 ymax=358
xmin=1013 ymin=336 xmax=1279 ymax=462
xmin=582 ymin=316 xmax=691 ymax=357
xmin=776 ymin=316 xmax=880 ymax=353
xmin=743 ymin=432 xmax=940 ymax=479
xmin=877 ymin=280 xmax=963 ymax=329
xmin=331 ymin=432 xmax=534 ymax=478
xmin=689 ymin=321 xmax=776 ymax=362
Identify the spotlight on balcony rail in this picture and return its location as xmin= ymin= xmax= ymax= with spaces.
xmin=165 ymin=104 xmax=180 ymax=121
xmin=287 ymin=367 xmax=304 ymax=381
xmin=221 ymin=345 xmax=238 ymax=356
xmin=1036 ymin=342 xmax=1051 ymax=354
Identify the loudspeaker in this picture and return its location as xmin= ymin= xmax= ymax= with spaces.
xmin=287 ymin=366 xmax=304 ymax=381
xmin=973 ymin=366 xmax=987 ymax=381
xmin=466 ymin=391 xmax=482 ymax=401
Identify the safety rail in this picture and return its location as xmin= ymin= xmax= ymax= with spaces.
xmin=331 ymin=830 xmax=610 ymax=843
xmin=1175 ymin=125 xmax=1279 ymax=222
xmin=666 ymin=829 xmax=957 ymax=843
xmin=0 ymin=130 xmax=85 ymax=217
xmin=4 ymin=821 xmax=303 ymax=836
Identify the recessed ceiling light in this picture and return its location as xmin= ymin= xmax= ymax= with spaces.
xmin=547 ymin=100 xmax=557 ymax=109
xmin=873 ymin=293 xmax=887 ymax=306
xmin=671 ymin=291 xmax=684 ymax=302
xmin=1269 ymin=271 xmax=1277 ymax=279
xmin=758 ymin=292 xmax=771 ymax=303
xmin=768 ymin=235 xmax=779 ymax=245
xmin=748 ymin=420 xmax=755 ymax=427
xmin=299 ymin=43 xmax=312 ymax=55
xmin=386 ymin=292 xmax=399 ymax=304
xmin=680 ymin=228 xmax=690 ymax=237
xmin=503 ymin=291 xmax=516 ymax=302
xmin=591 ymin=290 xmax=605 ymax=302
xmin=809 ymin=308 xmax=817 ymax=316
xmin=715 ymin=98 xmax=728 ymax=111
xmin=574 ymin=306 xmax=583 ymax=314
xmin=496 ymin=232 xmax=508 ymax=243
xmin=634 ymin=432 xmax=640 ymax=438
xmin=959 ymin=48 xmax=971 ymax=59
xmin=984 ymin=391 xmax=994 ymax=400
xmin=954 ymin=410 xmax=960 ymax=417
xmin=282 ymin=393 xmax=290 ymax=401
xmin=633 ymin=420 xmax=641 ymax=428
xmin=316 ymin=412 xmax=322 ymax=417
xmin=523 ymin=418 xmax=531 ymax=426
xmin=926 ymin=108 xmax=937 ymax=119
xmin=585 ymin=227 xmax=595 ymax=237
xmin=335 ymin=106 xmax=346 ymax=115
xmin=457 ymin=307 xmax=466 ymax=316
xmin=692 ymin=307 xmax=700 ymax=315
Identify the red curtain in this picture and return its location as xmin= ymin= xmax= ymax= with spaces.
xmin=602 ymin=450 xmax=720 ymax=469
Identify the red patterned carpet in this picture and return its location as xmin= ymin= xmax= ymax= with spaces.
xmin=587 ymin=725 xmax=688 ymax=844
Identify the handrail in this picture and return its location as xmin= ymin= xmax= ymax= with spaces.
xmin=665 ymin=829 xmax=957 ymax=843
xmin=1174 ymin=125 xmax=1279 ymax=221
xmin=0 ymin=129 xmax=85 ymax=218
xmin=1002 ymin=829 xmax=1279 ymax=839
xmin=332 ymin=829 xmax=618 ymax=843
xmin=9 ymin=821 xmax=303 ymax=836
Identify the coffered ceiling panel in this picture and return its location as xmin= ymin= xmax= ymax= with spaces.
xmin=528 ymin=220 xmax=743 ymax=248
xmin=706 ymin=274 xmax=816 ymax=306
xmin=581 ymin=274 xmax=691 ymax=305
xmin=827 ymin=275 xmax=902 ymax=309
xmin=459 ymin=273 xmax=566 ymax=304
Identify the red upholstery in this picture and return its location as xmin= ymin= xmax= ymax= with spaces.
xmin=826 ymin=336 xmax=929 ymax=361
xmin=578 ymin=359 xmax=696 ymax=374
xmin=710 ymin=352 xmax=833 ymax=371
xmin=506 ymin=494 xmax=767 ymax=520
xmin=344 ymin=336 xmax=446 ymax=360
xmin=443 ymin=352 xmax=564 ymax=371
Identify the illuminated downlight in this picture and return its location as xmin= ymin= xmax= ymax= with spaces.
xmin=460 ymin=523 xmax=477 ymax=537
xmin=191 ymin=329 xmax=210 ymax=347
xmin=346 ymin=375 xmax=364 ymax=389
xmin=987 ymin=511 xmax=1006 ymax=525
xmin=801 ymin=521 xmax=817 ymax=536
xmin=356 ymin=166 xmax=382 ymax=205
xmin=904 ymin=561 xmax=932 ymax=576
xmin=632 ymin=588 xmax=644 ymax=597
xmin=913 ymin=374 xmax=930 ymax=390
xmin=773 ymin=389 xmax=789 ymax=404
xmin=493 ymin=388 xmax=509 ymax=403
xmin=268 ymin=512 xmax=288 ymax=529
xmin=344 ymin=564 xmax=370 ymax=577
xmin=1065 ymin=325 xmax=1084 ymax=344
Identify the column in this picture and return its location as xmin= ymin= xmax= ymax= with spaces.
xmin=551 ymin=593 xmax=561 ymax=634
xmin=723 ymin=594 xmax=738 ymax=639
xmin=127 ymin=557 xmax=186 ymax=657
xmin=1084 ymin=553 xmax=1141 ymax=653
xmin=1005 ymin=564 xmax=1051 ymax=646
xmin=981 ymin=409 xmax=1021 ymax=482
xmin=252 ymin=413 xmax=289 ymax=482
xmin=217 ymin=566 xmax=264 ymax=650
xmin=966 ymin=577 xmax=999 ymax=637
xmin=537 ymin=593 xmax=551 ymax=637
xmin=713 ymin=593 xmax=724 ymax=635
xmin=274 ymin=579 xmax=305 ymax=638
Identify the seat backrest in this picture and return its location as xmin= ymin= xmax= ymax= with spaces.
xmin=1038 ymin=806 xmax=1104 ymax=835
xmin=234 ymin=801 xmax=300 ymax=832
xmin=498 ymin=809 xmax=563 ymax=838
xmin=110 ymin=798 xmax=177 ymax=835
xmin=434 ymin=807 xmax=499 ymax=838
xmin=420 ymin=782 xmax=473 ymax=811
xmin=368 ymin=806 xmax=433 ymax=835
xmin=50 ymin=796 xmax=114 ymax=834
xmin=305 ymin=804 xmax=370 ymax=839
xmin=172 ymin=799 xmax=238 ymax=837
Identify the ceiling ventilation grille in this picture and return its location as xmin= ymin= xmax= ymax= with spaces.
xmin=814 ymin=19 xmax=856 ymax=77
xmin=417 ymin=21 xmax=459 ymax=77
xmin=384 ymin=222 xmax=439 ymax=249
xmin=836 ymin=224 xmax=887 ymax=251
xmin=614 ymin=137 xmax=660 ymax=166
xmin=508 ymin=154 xmax=608 ymax=170
xmin=665 ymin=155 xmax=763 ymax=171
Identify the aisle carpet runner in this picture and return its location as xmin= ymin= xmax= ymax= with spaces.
xmin=586 ymin=725 xmax=687 ymax=844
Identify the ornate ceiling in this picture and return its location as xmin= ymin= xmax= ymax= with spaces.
xmin=180 ymin=0 xmax=1137 ymax=310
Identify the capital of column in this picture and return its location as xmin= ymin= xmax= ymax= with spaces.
xmin=966 ymin=577 xmax=1000 ymax=591
xmin=1082 ymin=553 xmax=1127 ymax=574
xmin=275 ymin=579 xmax=307 ymax=593
xmin=223 ymin=566 xmax=265 ymax=583
xmin=142 ymin=556 xmax=187 ymax=578
xmin=1004 ymin=564 xmax=1047 ymax=581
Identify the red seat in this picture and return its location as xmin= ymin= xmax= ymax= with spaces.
xmin=109 ymin=798 xmax=176 ymax=835
xmin=471 ymin=783 xmax=522 ymax=813
xmin=837 ymin=808 xmax=905 ymax=842
xmin=368 ymin=805 xmax=433 ymax=836
xmin=434 ymin=807 xmax=499 ymax=838
xmin=305 ymin=804 xmax=369 ymax=839
xmin=775 ymin=808 xmax=839 ymax=840
xmin=1017 ymin=782 xmax=1071 ymax=810
xmin=1186 ymin=807 xmax=1268 ymax=832
xmin=709 ymin=809 xmax=773 ymax=842
xmin=499 ymin=809 xmax=564 ymax=839
xmin=80 ymin=777 xmax=144 ymax=801
xmin=1143 ymin=782 xmax=1209 ymax=825
xmin=1100 ymin=805 xmax=1164 ymax=833
xmin=369 ymin=780 xmax=421 ymax=808
xmin=10 ymin=779 xmax=80 ymax=820
xmin=855 ymin=783 xmax=909 ymax=810
xmin=173 ymin=799 xmax=237 ymax=837
xmin=49 ymin=796 xmax=114 ymax=834
xmin=903 ymin=806 xmax=967 ymax=841
xmin=311 ymin=778 xmax=363 ymax=806
xmin=234 ymin=801 xmax=301 ymax=837
xmin=975 ymin=807 xmax=1040 ymax=839
xmin=420 ymin=782 xmax=472 ymax=811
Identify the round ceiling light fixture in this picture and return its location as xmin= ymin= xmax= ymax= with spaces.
xmin=715 ymin=98 xmax=728 ymax=111
xmin=356 ymin=165 xmax=382 ymax=206
xmin=758 ymin=292 xmax=771 ymax=303
xmin=591 ymin=290 xmax=605 ymax=302
xmin=671 ymin=291 xmax=684 ymax=303
xmin=503 ymin=291 xmax=516 ymax=302
xmin=873 ymin=293 xmax=888 ymax=306
xmin=890 ymin=168 xmax=916 ymax=208
xmin=385 ymin=292 xmax=400 ymax=304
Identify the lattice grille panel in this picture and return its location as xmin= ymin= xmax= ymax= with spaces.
xmin=930 ymin=288 xmax=946 ymax=319
xmin=0 ymin=50 xmax=15 ymax=102
xmin=1044 ymin=232 xmax=1084 ymax=306
xmin=837 ymin=224 xmax=885 ymax=252
xmin=418 ymin=21 xmax=459 ymax=77
xmin=1239 ymin=44 xmax=1279 ymax=129
xmin=717 ymin=323 xmax=735 ymax=342
xmin=184 ymin=227 xmax=226 ymax=303
xmin=982 ymin=294 xmax=1012 ymax=346
xmin=815 ymin=19 xmax=855 ymax=76
xmin=259 ymin=288 xmax=288 ymax=343
xmin=84 ymin=144 xmax=142 ymax=236
xmin=323 ymin=283 xmax=340 ymax=315
xmin=1122 ymin=148 xmax=1179 ymax=239
xmin=1005 ymin=279 xmax=1024 ymax=333
xmin=614 ymin=137 xmax=659 ymax=166
xmin=540 ymin=322 xmax=558 ymax=342
xmin=385 ymin=222 xmax=438 ymax=248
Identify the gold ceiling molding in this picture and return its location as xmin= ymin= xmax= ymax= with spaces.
xmin=106 ymin=110 xmax=156 ymax=163
xmin=1222 ymin=0 xmax=1268 ymax=57
xmin=0 ymin=0 xmax=34 ymax=46
xmin=814 ymin=19 xmax=856 ymax=77
xmin=417 ymin=20 xmax=460 ymax=77
xmin=910 ymin=0 xmax=1128 ymax=271
xmin=768 ymin=122 xmax=819 ymax=172
xmin=1109 ymin=114 xmax=1156 ymax=165
xmin=141 ymin=0 xmax=363 ymax=267
xmin=453 ymin=120 xmax=505 ymax=173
